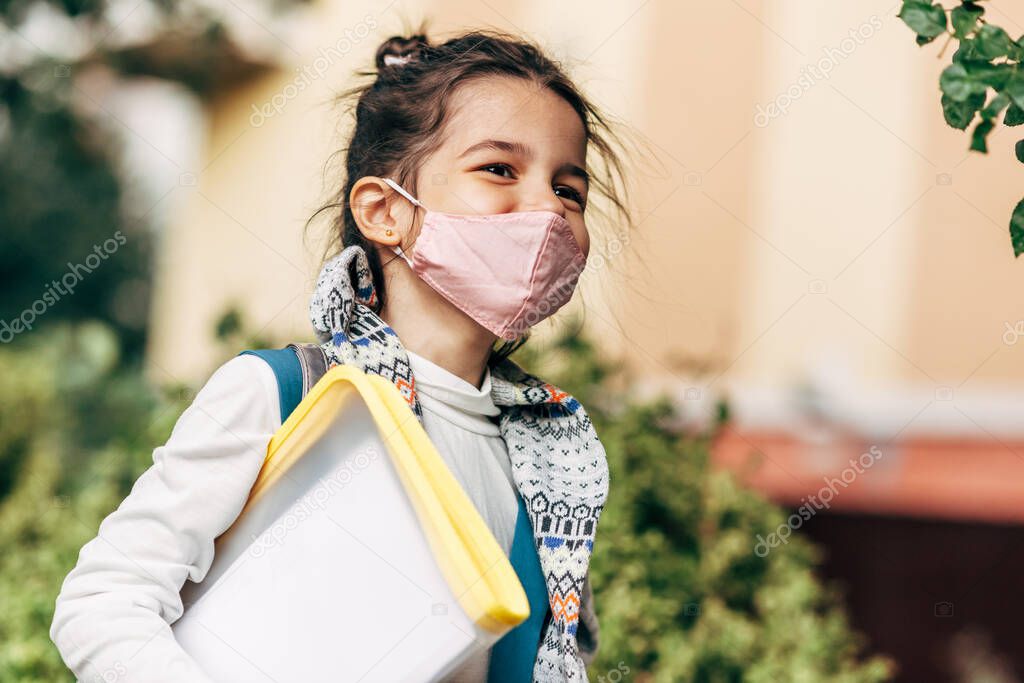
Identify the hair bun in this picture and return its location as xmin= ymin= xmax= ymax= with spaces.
xmin=375 ymin=34 xmax=429 ymax=73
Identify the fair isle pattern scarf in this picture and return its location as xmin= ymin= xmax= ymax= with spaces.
xmin=308 ymin=245 xmax=609 ymax=682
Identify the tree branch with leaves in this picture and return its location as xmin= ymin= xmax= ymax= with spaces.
xmin=898 ymin=0 xmax=1024 ymax=256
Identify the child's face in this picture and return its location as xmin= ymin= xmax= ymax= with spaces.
xmin=412 ymin=76 xmax=590 ymax=258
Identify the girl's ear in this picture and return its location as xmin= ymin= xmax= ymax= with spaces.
xmin=349 ymin=176 xmax=408 ymax=247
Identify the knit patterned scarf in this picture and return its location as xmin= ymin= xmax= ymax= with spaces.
xmin=308 ymin=244 xmax=609 ymax=682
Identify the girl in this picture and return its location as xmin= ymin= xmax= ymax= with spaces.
xmin=50 ymin=27 xmax=632 ymax=683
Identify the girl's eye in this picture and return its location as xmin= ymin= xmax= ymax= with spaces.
xmin=481 ymin=163 xmax=514 ymax=178
xmin=555 ymin=185 xmax=585 ymax=208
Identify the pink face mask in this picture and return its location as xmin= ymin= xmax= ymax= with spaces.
xmin=382 ymin=177 xmax=588 ymax=341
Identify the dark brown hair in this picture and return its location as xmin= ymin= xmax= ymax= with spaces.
xmin=308 ymin=25 xmax=634 ymax=362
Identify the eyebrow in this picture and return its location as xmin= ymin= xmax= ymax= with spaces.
xmin=458 ymin=138 xmax=589 ymax=187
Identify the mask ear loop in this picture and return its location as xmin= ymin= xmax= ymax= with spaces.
xmin=381 ymin=177 xmax=424 ymax=267
xmin=382 ymin=177 xmax=423 ymax=208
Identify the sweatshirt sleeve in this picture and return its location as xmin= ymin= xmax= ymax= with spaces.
xmin=49 ymin=354 xmax=281 ymax=683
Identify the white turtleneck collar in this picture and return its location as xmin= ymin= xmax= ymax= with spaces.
xmin=405 ymin=349 xmax=502 ymax=437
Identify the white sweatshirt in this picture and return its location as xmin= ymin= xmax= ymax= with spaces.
xmin=50 ymin=349 xmax=520 ymax=683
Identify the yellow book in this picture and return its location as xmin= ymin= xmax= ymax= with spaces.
xmin=172 ymin=364 xmax=529 ymax=682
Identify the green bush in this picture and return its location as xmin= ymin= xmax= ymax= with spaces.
xmin=0 ymin=322 xmax=188 ymax=682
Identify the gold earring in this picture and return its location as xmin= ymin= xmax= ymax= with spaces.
xmin=385 ymin=229 xmax=393 ymax=236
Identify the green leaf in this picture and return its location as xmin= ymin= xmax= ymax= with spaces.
xmin=953 ymin=39 xmax=980 ymax=63
xmin=1006 ymin=74 xmax=1024 ymax=109
xmin=951 ymin=4 xmax=983 ymax=38
xmin=981 ymin=92 xmax=1011 ymax=120
xmin=940 ymin=63 xmax=971 ymax=100
xmin=970 ymin=118 xmax=994 ymax=152
xmin=1012 ymin=198 xmax=1024 ymax=257
xmin=962 ymin=1 xmax=984 ymax=15
xmin=974 ymin=24 xmax=1013 ymax=59
xmin=1011 ymin=35 xmax=1024 ymax=61
xmin=1006 ymin=103 xmax=1024 ymax=126
xmin=940 ymin=62 xmax=988 ymax=101
xmin=1016 ymin=139 xmax=1024 ymax=163
xmin=898 ymin=1 xmax=948 ymax=38
xmin=942 ymin=92 xmax=985 ymax=129
xmin=213 ymin=307 xmax=243 ymax=340
xmin=916 ymin=33 xmax=938 ymax=46
xmin=964 ymin=60 xmax=1013 ymax=90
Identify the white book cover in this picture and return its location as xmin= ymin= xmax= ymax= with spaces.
xmin=171 ymin=364 xmax=529 ymax=683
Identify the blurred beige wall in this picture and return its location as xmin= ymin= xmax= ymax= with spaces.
xmin=147 ymin=0 xmax=1024 ymax=441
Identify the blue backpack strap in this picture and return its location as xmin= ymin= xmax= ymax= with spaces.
xmin=487 ymin=494 xmax=552 ymax=682
xmin=238 ymin=348 xmax=303 ymax=423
